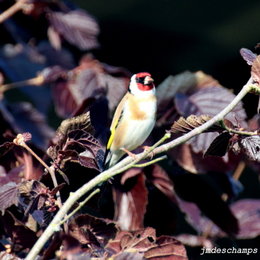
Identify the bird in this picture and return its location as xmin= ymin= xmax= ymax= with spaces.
xmin=104 ymin=72 xmax=157 ymax=168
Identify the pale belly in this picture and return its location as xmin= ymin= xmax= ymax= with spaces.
xmin=118 ymin=117 xmax=155 ymax=151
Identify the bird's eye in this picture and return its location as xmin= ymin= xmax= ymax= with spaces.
xmin=136 ymin=77 xmax=145 ymax=83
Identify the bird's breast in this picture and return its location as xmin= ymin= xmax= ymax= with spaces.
xmin=127 ymin=94 xmax=156 ymax=120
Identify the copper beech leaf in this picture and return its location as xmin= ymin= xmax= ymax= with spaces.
xmin=47 ymin=112 xmax=104 ymax=171
xmin=0 ymin=102 xmax=54 ymax=149
xmin=144 ymin=236 xmax=188 ymax=260
xmin=68 ymin=214 xmax=118 ymax=248
xmin=0 ymin=211 xmax=38 ymax=251
xmin=18 ymin=180 xmax=58 ymax=227
xmin=48 ymin=10 xmax=100 ymax=50
xmin=251 ymin=56 xmax=260 ymax=84
xmin=170 ymin=115 xmax=232 ymax=134
xmin=173 ymin=173 xmax=239 ymax=235
xmin=231 ymin=199 xmax=260 ymax=239
xmin=105 ymin=227 xmax=187 ymax=259
xmin=51 ymin=56 xmax=129 ymax=118
xmin=113 ymin=173 xmax=148 ymax=231
xmin=0 ymin=182 xmax=18 ymax=214
xmin=204 ymin=132 xmax=232 ymax=157
xmin=174 ymin=86 xmax=246 ymax=154
xmin=240 ymin=48 xmax=257 ymax=65
xmin=238 ymin=135 xmax=260 ymax=162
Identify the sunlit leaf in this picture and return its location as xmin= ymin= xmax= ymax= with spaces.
xmin=48 ymin=10 xmax=99 ymax=50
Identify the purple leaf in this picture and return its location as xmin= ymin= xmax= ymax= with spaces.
xmin=48 ymin=10 xmax=99 ymax=50
xmin=68 ymin=214 xmax=118 ymax=248
xmin=251 ymin=56 xmax=260 ymax=84
xmin=0 ymin=102 xmax=54 ymax=149
xmin=231 ymin=199 xmax=260 ymax=239
xmin=238 ymin=135 xmax=260 ymax=162
xmin=240 ymin=48 xmax=257 ymax=65
xmin=113 ymin=173 xmax=148 ymax=231
xmin=174 ymin=86 xmax=247 ymax=153
xmin=0 ymin=182 xmax=18 ymax=214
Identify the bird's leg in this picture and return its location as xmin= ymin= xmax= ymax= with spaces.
xmin=120 ymin=147 xmax=137 ymax=160
xmin=142 ymin=145 xmax=154 ymax=159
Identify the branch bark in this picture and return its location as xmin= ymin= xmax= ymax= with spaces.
xmin=25 ymin=78 xmax=256 ymax=260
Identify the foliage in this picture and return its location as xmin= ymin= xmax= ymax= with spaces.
xmin=0 ymin=1 xmax=259 ymax=259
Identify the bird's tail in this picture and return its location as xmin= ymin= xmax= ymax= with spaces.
xmin=104 ymin=149 xmax=124 ymax=169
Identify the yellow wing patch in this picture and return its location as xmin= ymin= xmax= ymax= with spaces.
xmin=107 ymin=127 xmax=115 ymax=149
xmin=106 ymin=94 xmax=127 ymax=150
xmin=106 ymin=110 xmax=123 ymax=149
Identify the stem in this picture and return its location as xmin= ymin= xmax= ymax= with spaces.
xmin=21 ymin=143 xmax=62 ymax=208
xmin=133 ymin=155 xmax=167 ymax=168
xmin=220 ymin=121 xmax=259 ymax=136
xmin=25 ymin=78 xmax=256 ymax=260
xmin=0 ymin=0 xmax=30 ymax=24
xmin=59 ymin=189 xmax=100 ymax=226
xmin=0 ymin=76 xmax=44 ymax=93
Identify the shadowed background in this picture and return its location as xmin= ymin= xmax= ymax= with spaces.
xmin=75 ymin=0 xmax=260 ymax=117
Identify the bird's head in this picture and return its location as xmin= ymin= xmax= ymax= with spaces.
xmin=129 ymin=72 xmax=155 ymax=95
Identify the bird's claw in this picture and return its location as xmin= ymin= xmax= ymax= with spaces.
xmin=120 ymin=148 xmax=137 ymax=160
xmin=142 ymin=145 xmax=154 ymax=159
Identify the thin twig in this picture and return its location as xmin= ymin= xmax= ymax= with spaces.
xmin=25 ymin=78 xmax=256 ymax=260
xmin=220 ymin=121 xmax=259 ymax=136
xmin=20 ymin=143 xmax=63 ymax=208
xmin=0 ymin=0 xmax=29 ymax=24
xmin=133 ymin=155 xmax=167 ymax=168
xmin=0 ymin=75 xmax=44 ymax=93
xmin=59 ymin=188 xmax=100 ymax=226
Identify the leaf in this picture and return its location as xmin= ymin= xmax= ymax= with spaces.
xmin=0 ymin=211 xmax=38 ymax=251
xmin=169 ymin=143 xmax=238 ymax=174
xmin=204 ymin=132 xmax=232 ymax=157
xmin=51 ymin=56 xmax=129 ymax=118
xmin=105 ymin=228 xmax=187 ymax=258
xmin=68 ymin=214 xmax=118 ymax=248
xmin=251 ymin=55 xmax=260 ymax=84
xmin=170 ymin=115 xmax=229 ymax=134
xmin=0 ymin=141 xmax=15 ymax=157
xmin=231 ymin=199 xmax=260 ymax=239
xmin=240 ymin=48 xmax=257 ymax=65
xmin=144 ymin=236 xmax=188 ymax=260
xmin=238 ymin=135 xmax=260 ymax=162
xmin=48 ymin=117 xmax=106 ymax=172
xmin=114 ymin=252 xmax=144 ymax=260
xmin=48 ymin=10 xmax=99 ymax=50
xmin=248 ymin=114 xmax=260 ymax=131
xmin=18 ymin=180 xmax=58 ymax=226
xmin=0 ymin=165 xmax=24 ymax=185
xmin=156 ymin=71 xmax=196 ymax=105
xmin=37 ymin=41 xmax=75 ymax=69
xmin=174 ymin=86 xmax=246 ymax=124
xmin=0 ymin=102 xmax=54 ymax=149
xmin=145 ymin=165 xmax=177 ymax=203
xmin=0 ymin=252 xmax=22 ymax=260
xmin=173 ymin=173 xmax=239 ymax=235
xmin=0 ymin=182 xmax=18 ymax=214
xmin=113 ymin=173 xmax=148 ymax=231
xmin=174 ymin=234 xmax=213 ymax=248
xmin=58 ymin=129 xmax=104 ymax=171
xmin=119 ymin=227 xmax=156 ymax=251
xmin=39 ymin=65 xmax=68 ymax=84
xmin=174 ymin=86 xmax=247 ymax=154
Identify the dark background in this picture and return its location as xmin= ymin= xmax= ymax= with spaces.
xmin=75 ymin=0 xmax=260 ymax=118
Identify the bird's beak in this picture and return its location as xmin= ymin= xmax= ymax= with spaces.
xmin=144 ymin=76 xmax=154 ymax=85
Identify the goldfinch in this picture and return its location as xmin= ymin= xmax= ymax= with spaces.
xmin=105 ymin=72 xmax=157 ymax=168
